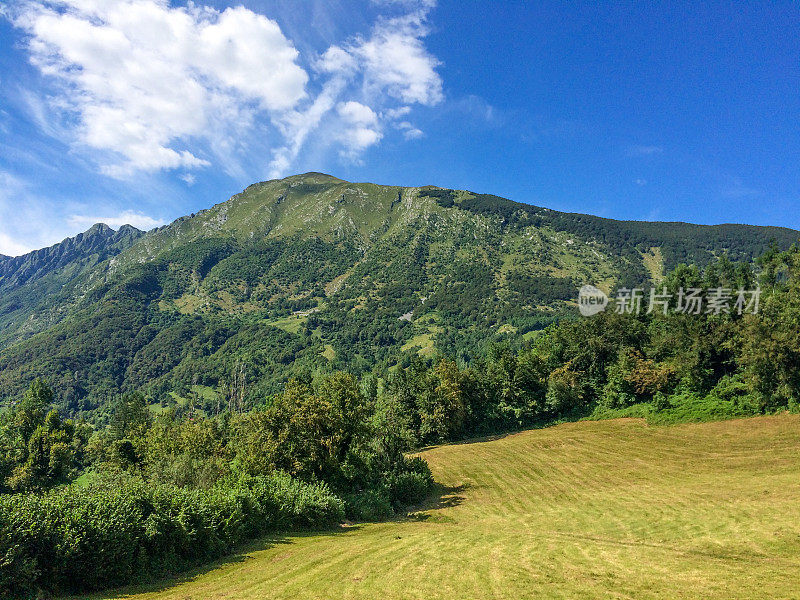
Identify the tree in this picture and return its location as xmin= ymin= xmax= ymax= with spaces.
xmin=3 ymin=380 xmax=82 ymax=491
xmin=417 ymin=359 xmax=468 ymax=443
xmin=110 ymin=392 xmax=151 ymax=440
xmin=13 ymin=378 xmax=52 ymax=441
xmin=740 ymin=246 xmax=800 ymax=410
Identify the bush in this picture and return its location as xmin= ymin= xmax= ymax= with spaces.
xmin=343 ymin=489 xmax=394 ymax=521
xmin=0 ymin=473 xmax=344 ymax=598
xmin=384 ymin=457 xmax=434 ymax=509
xmin=646 ymin=390 xmax=756 ymax=425
xmin=384 ymin=470 xmax=433 ymax=508
xmin=342 ymin=457 xmax=434 ymax=521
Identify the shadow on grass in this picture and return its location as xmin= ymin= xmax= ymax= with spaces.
xmin=76 ymin=526 xmax=362 ymax=600
xmin=405 ymin=482 xmax=470 ymax=521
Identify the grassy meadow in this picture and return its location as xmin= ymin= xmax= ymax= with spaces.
xmin=85 ymin=414 xmax=800 ymax=600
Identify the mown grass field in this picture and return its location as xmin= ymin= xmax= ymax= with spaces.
xmin=96 ymin=415 xmax=800 ymax=600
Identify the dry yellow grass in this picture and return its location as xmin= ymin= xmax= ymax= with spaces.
xmin=97 ymin=415 xmax=800 ymax=600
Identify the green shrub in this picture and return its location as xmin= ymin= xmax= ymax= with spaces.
xmin=384 ymin=457 xmax=434 ymax=509
xmin=646 ymin=390 xmax=756 ymax=425
xmin=0 ymin=473 xmax=344 ymax=598
xmin=343 ymin=489 xmax=394 ymax=521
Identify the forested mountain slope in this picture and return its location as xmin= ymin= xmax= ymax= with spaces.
xmin=0 ymin=223 xmax=144 ymax=347
xmin=0 ymin=173 xmax=796 ymax=416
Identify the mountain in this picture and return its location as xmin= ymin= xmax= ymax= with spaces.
xmin=0 ymin=173 xmax=796 ymax=416
xmin=0 ymin=223 xmax=144 ymax=347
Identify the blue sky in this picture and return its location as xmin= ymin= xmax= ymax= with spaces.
xmin=0 ymin=0 xmax=798 ymax=255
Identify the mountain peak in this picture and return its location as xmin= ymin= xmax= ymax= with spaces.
xmin=116 ymin=224 xmax=143 ymax=235
xmin=285 ymin=171 xmax=344 ymax=182
xmin=86 ymin=223 xmax=114 ymax=236
xmin=0 ymin=222 xmax=146 ymax=294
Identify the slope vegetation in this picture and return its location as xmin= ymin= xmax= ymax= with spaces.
xmin=96 ymin=415 xmax=800 ymax=600
xmin=0 ymin=223 xmax=143 ymax=347
xmin=1 ymin=173 xmax=797 ymax=415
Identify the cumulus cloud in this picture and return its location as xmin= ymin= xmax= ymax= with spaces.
xmin=350 ymin=11 xmax=442 ymax=105
xmin=396 ymin=121 xmax=424 ymax=139
xmin=67 ymin=210 xmax=164 ymax=230
xmin=7 ymin=0 xmax=443 ymax=180
xmin=336 ymin=101 xmax=382 ymax=157
xmin=318 ymin=7 xmax=442 ymax=106
xmin=269 ymin=1 xmax=440 ymax=174
xmin=9 ymin=0 xmax=307 ymax=176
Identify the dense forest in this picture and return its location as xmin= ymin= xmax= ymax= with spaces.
xmin=1 ymin=242 xmax=798 ymax=597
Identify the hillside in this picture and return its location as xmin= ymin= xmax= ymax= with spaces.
xmin=88 ymin=415 xmax=800 ymax=600
xmin=0 ymin=223 xmax=144 ymax=347
xmin=0 ymin=173 xmax=797 ymax=416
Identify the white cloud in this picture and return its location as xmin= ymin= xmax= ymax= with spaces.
xmin=0 ymin=170 xmax=67 ymax=255
xmin=336 ymin=101 xmax=382 ymax=156
xmin=269 ymin=3 xmax=441 ymax=174
xmin=0 ymin=167 xmax=166 ymax=256
xmin=454 ymin=94 xmax=501 ymax=125
xmin=67 ymin=210 xmax=164 ymax=230
xmin=11 ymin=0 xmax=308 ymax=176
xmin=317 ymin=45 xmax=358 ymax=76
xmin=0 ymin=232 xmax=34 ymax=257
xmin=396 ymin=120 xmax=424 ymax=139
xmin=385 ymin=106 xmax=411 ymax=119
xmin=269 ymin=77 xmax=348 ymax=177
xmin=8 ymin=0 xmax=444 ymax=180
xmin=338 ymin=100 xmax=380 ymax=126
xmin=0 ymin=172 xmax=35 ymax=255
xmin=179 ymin=173 xmax=196 ymax=186
xmin=354 ymin=12 xmax=443 ymax=105
xmin=320 ymin=9 xmax=443 ymax=107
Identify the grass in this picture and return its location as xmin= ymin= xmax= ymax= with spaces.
xmin=642 ymin=246 xmax=665 ymax=283
xmin=90 ymin=415 xmax=800 ymax=599
xmin=264 ymin=313 xmax=307 ymax=334
xmin=168 ymin=385 xmax=219 ymax=412
xmin=321 ymin=344 xmax=336 ymax=361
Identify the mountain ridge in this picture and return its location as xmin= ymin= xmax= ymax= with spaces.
xmin=0 ymin=222 xmax=145 ymax=348
xmin=0 ymin=173 xmax=797 ymax=416
xmin=0 ymin=222 xmax=144 ymax=286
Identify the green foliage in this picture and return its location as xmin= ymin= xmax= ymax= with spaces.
xmin=0 ymin=380 xmax=88 ymax=492
xmin=0 ymin=473 xmax=343 ymax=597
xmin=646 ymin=391 xmax=754 ymax=425
xmin=368 ymin=246 xmax=800 ymax=439
xmin=383 ymin=457 xmax=434 ymax=508
xmin=343 ymin=489 xmax=394 ymax=521
xmin=740 ymin=246 xmax=800 ymax=410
